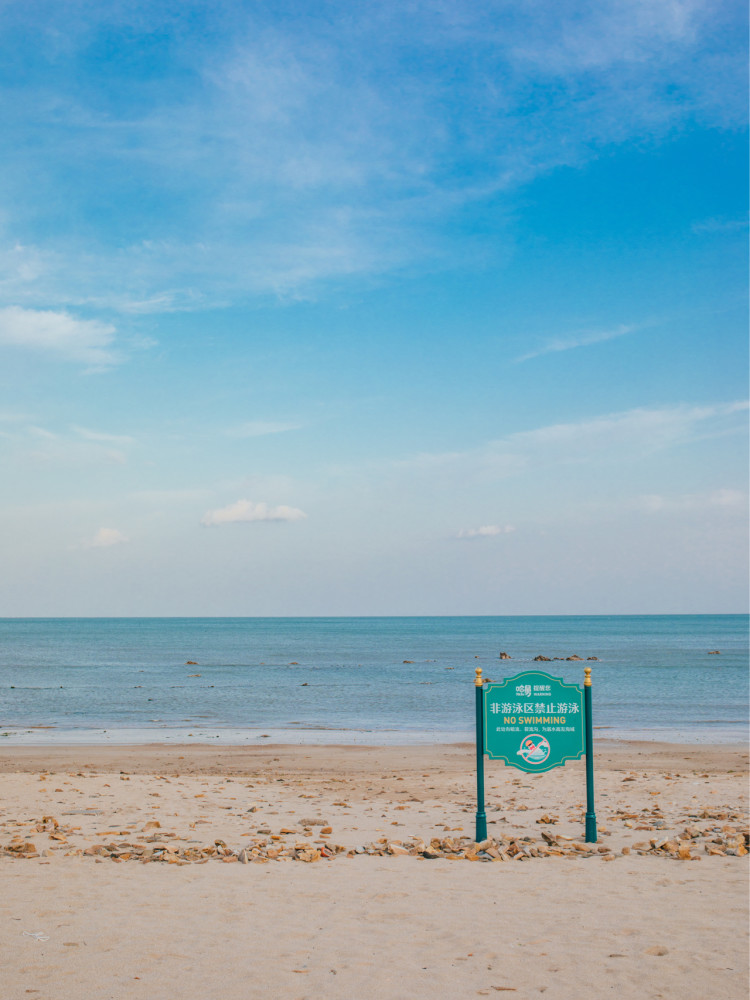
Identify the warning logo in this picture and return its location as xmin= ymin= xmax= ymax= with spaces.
xmin=517 ymin=733 xmax=551 ymax=764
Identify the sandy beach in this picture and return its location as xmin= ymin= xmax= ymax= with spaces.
xmin=1 ymin=739 xmax=747 ymax=999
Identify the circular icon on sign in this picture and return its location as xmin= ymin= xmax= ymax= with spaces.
xmin=517 ymin=733 xmax=551 ymax=764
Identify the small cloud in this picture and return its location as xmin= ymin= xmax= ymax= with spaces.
xmin=0 ymin=306 xmax=120 ymax=369
xmin=225 ymin=420 xmax=303 ymax=439
xmin=456 ymin=524 xmax=515 ymax=539
xmin=85 ymin=527 xmax=129 ymax=548
xmin=201 ymin=499 xmax=308 ymax=526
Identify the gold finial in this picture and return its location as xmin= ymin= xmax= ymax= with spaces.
xmin=474 ymin=666 xmax=483 ymax=687
xmin=584 ymin=667 xmax=592 ymax=687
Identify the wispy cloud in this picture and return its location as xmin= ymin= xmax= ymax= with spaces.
xmin=0 ymin=422 xmax=134 ymax=465
xmin=0 ymin=306 xmax=120 ymax=369
xmin=71 ymin=426 xmax=134 ymax=445
xmin=515 ymin=324 xmax=640 ymax=363
xmin=30 ymin=442 xmax=128 ymax=466
xmin=634 ymin=489 xmax=748 ymax=513
xmin=504 ymin=0 xmax=706 ymax=73
xmin=570 ymin=487 xmax=749 ymax=522
xmin=501 ymin=401 xmax=749 ymax=458
xmin=388 ymin=401 xmax=749 ymax=484
xmin=457 ymin=524 xmax=515 ymax=539
xmin=130 ymin=488 xmax=213 ymax=504
xmin=0 ymin=410 xmax=31 ymax=423
xmin=0 ymin=2 xmax=742 ymax=311
xmin=225 ymin=420 xmax=303 ymax=439
xmin=691 ymin=216 xmax=749 ymax=234
xmin=201 ymin=499 xmax=308 ymax=526
xmin=84 ymin=527 xmax=129 ymax=548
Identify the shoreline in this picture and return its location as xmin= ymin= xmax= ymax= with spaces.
xmin=1 ymin=735 xmax=746 ymax=773
xmin=1 ymin=723 xmax=748 ymax=747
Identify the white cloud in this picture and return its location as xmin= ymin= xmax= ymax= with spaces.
xmin=0 ymin=306 xmax=120 ymax=368
xmin=457 ymin=524 xmax=515 ymax=539
xmin=225 ymin=420 xmax=303 ymax=438
xmin=515 ymin=324 xmax=640 ymax=363
xmin=85 ymin=527 xmax=129 ymax=548
xmin=201 ymin=499 xmax=308 ymax=526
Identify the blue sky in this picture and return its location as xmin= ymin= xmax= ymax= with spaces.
xmin=0 ymin=0 xmax=747 ymax=615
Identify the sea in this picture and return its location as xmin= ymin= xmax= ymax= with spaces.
xmin=0 ymin=616 xmax=747 ymax=745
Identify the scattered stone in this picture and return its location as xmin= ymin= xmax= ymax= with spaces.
xmin=3 ymin=806 xmax=747 ymax=867
xmin=498 ymin=652 xmax=511 ymax=660
xmin=388 ymin=844 xmax=409 ymax=855
xmin=533 ymin=655 xmax=551 ymax=662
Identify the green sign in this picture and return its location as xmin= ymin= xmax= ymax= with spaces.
xmin=483 ymin=671 xmax=585 ymax=772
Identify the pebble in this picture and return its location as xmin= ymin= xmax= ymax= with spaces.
xmin=2 ymin=815 xmax=747 ymax=867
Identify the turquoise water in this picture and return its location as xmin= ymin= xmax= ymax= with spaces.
xmin=0 ymin=616 xmax=747 ymax=744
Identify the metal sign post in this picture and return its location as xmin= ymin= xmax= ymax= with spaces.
xmin=584 ymin=666 xmax=597 ymax=842
xmin=474 ymin=666 xmax=487 ymax=842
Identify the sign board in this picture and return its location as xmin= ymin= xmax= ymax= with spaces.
xmin=483 ymin=670 xmax=585 ymax=772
